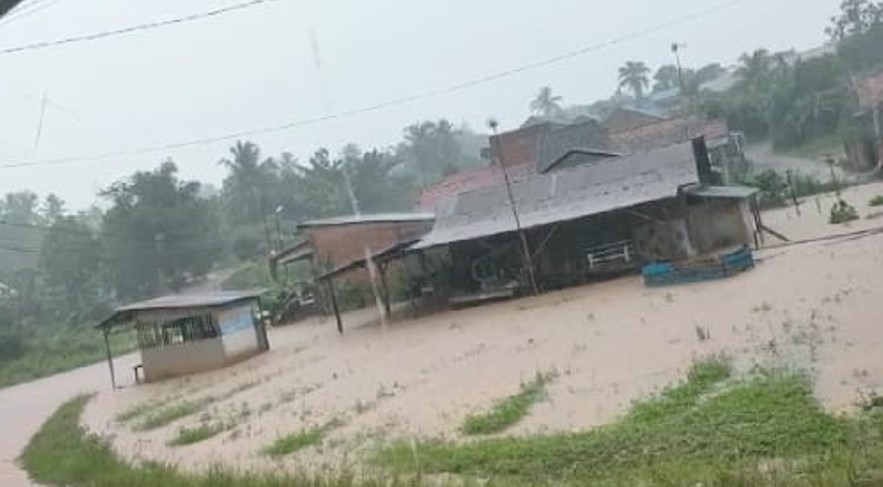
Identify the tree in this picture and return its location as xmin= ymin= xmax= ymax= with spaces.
xmin=41 ymin=194 xmax=66 ymax=223
xmin=529 ymin=86 xmax=563 ymax=118
xmin=39 ymin=216 xmax=101 ymax=311
xmin=618 ymin=61 xmax=651 ymax=99
xmin=736 ymin=49 xmax=773 ymax=93
xmin=695 ymin=63 xmax=727 ymax=84
xmin=2 ymin=191 xmax=39 ymax=224
xmin=101 ymin=161 xmax=222 ymax=299
xmin=826 ymin=0 xmax=883 ymax=39
xmin=219 ymin=141 xmax=279 ymax=226
xmin=399 ymin=119 xmax=465 ymax=187
xmin=652 ymin=65 xmax=680 ymax=93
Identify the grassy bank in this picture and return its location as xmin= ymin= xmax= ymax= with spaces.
xmin=378 ymin=360 xmax=883 ymax=485
xmin=22 ymin=360 xmax=883 ymax=486
xmin=461 ymin=371 xmax=554 ymax=435
xmin=0 ymin=328 xmax=134 ymax=390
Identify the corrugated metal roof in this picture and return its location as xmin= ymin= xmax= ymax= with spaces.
xmin=413 ymin=142 xmax=699 ymax=249
xmin=299 ymin=212 xmax=434 ymax=228
xmin=686 ymin=185 xmax=757 ymax=199
xmin=116 ymin=290 xmax=263 ymax=312
xmin=97 ymin=290 xmax=264 ymax=329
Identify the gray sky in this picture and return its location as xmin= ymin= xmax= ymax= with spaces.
xmin=0 ymin=0 xmax=839 ymax=209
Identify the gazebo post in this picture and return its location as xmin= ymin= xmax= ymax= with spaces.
xmin=103 ymin=329 xmax=117 ymax=390
xmin=379 ymin=263 xmax=392 ymax=317
xmin=326 ymin=280 xmax=343 ymax=334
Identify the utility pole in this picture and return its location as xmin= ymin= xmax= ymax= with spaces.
xmin=671 ymin=43 xmax=686 ymax=95
xmin=488 ymin=118 xmax=538 ymax=296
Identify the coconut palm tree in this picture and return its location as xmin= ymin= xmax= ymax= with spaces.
xmin=219 ymin=141 xmax=278 ymax=224
xmin=529 ymin=86 xmax=563 ymax=118
xmin=618 ymin=61 xmax=651 ymax=99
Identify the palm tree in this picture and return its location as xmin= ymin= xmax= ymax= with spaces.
xmin=618 ymin=61 xmax=651 ymax=99
xmin=529 ymin=86 xmax=563 ymax=118
xmin=219 ymin=141 xmax=278 ymax=223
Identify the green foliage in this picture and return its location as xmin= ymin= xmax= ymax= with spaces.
xmin=618 ymin=61 xmax=651 ymax=98
xmin=168 ymin=424 xmax=227 ymax=446
xmin=262 ymin=420 xmax=343 ymax=457
xmin=529 ymin=86 xmax=563 ymax=118
xmin=133 ymin=399 xmax=211 ymax=431
xmin=23 ymin=397 xmax=403 ymax=487
xmin=750 ymin=169 xmax=789 ymax=207
xmin=869 ymin=195 xmax=883 ymax=206
xmin=378 ymin=362 xmax=860 ymax=484
xmin=461 ymin=371 xmax=554 ymax=435
xmin=39 ymin=216 xmax=102 ymax=312
xmin=101 ymin=161 xmax=223 ymax=300
xmin=830 ymin=199 xmax=860 ymax=224
xmin=0 ymin=328 xmax=134 ymax=389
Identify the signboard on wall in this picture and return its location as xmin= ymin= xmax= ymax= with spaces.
xmin=219 ymin=306 xmax=254 ymax=336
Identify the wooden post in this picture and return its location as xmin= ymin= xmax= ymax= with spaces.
xmin=103 ymin=329 xmax=117 ymax=390
xmin=379 ymin=263 xmax=392 ymax=317
xmin=326 ymin=280 xmax=343 ymax=334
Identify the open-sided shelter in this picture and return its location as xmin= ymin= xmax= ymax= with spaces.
xmin=97 ymin=290 xmax=269 ymax=386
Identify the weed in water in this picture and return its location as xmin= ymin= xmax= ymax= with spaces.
xmin=262 ymin=419 xmax=344 ymax=457
xmin=870 ymin=195 xmax=883 ymax=207
xmin=830 ymin=199 xmax=859 ymax=224
xmin=461 ymin=371 xmax=555 ymax=435
xmin=133 ymin=399 xmax=212 ymax=431
xmin=168 ymin=424 xmax=227 ymax=447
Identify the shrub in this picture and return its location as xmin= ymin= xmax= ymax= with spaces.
xmin=830 ymin=199 xmax=859 ymax=224
xmin=870 ymin=195 xmax=883 ymax=207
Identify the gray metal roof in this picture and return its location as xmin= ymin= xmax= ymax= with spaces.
xmin=685 ymin=185 xmax=757 ymax=199
xmin=413 ymin=142 xmax=699 ymax=250
xmin=299 ymin=212 xmax=434 ymax=228
xmin=97 ymin=290 xmax=263 ymax=329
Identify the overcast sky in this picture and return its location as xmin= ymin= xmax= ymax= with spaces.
xmin=0 ymin=0 xmax=839 ymax=209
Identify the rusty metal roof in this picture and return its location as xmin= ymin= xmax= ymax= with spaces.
xmin=413 ymin=142 xmax=699 ymax=250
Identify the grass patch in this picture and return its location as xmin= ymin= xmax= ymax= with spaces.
xmin=377 ymin=359 xmax=879 ymax=485
xmin=870 ymin=195 xmax=883 ymax=207
xmin=133 ymin=399 xmax=212 ymax=431
xmin=263 ymin=419 xmax=344 ymax=457
xmin=830 ymin=199 xmax=860 ymax=224
xmin=21 ymin=395 xmax=422 ymax=487
xmin=168 ymin=423 xmax=227 ymax=446
xmin=461 ymin=371 xmax=555 ymax=435
xmin=0 ymin=328 xmax=135 ymax=390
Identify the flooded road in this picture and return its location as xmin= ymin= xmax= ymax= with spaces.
xmin=0 ymin=354 xmax=136 ymax=487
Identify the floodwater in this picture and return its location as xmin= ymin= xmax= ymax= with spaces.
xmin=3 ymin=181 xmax=883 ymax=483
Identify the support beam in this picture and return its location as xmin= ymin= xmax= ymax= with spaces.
xmin=326 ymin=280 xmax=343 ymax=334
xmin=103 ymin=329 xmax=117 ymax=390
xmin=379 ymin=264 xmax=392 ymax=317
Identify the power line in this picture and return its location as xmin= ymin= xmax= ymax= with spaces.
xmin=0 ymin=0 xmax=749 ymax=171
xmin=0 ymin=0 xmax=283 ymax=55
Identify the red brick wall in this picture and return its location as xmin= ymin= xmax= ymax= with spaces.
xmin=489 ymin=124 xmax=547 ymax=167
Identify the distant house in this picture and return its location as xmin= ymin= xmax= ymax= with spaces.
xmin=603 ymin=105 xmax=669 ymax=133
xmin=416 ymin=112 xmax=738 ymax=212
xmin=97 ymin=291 xmax=269 ymax=385
xmin=412 ymin=140 xmax=758 ymax=302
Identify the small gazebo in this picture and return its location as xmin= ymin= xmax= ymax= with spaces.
xmin=97 ymin=290 xmax=269 ymax=387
